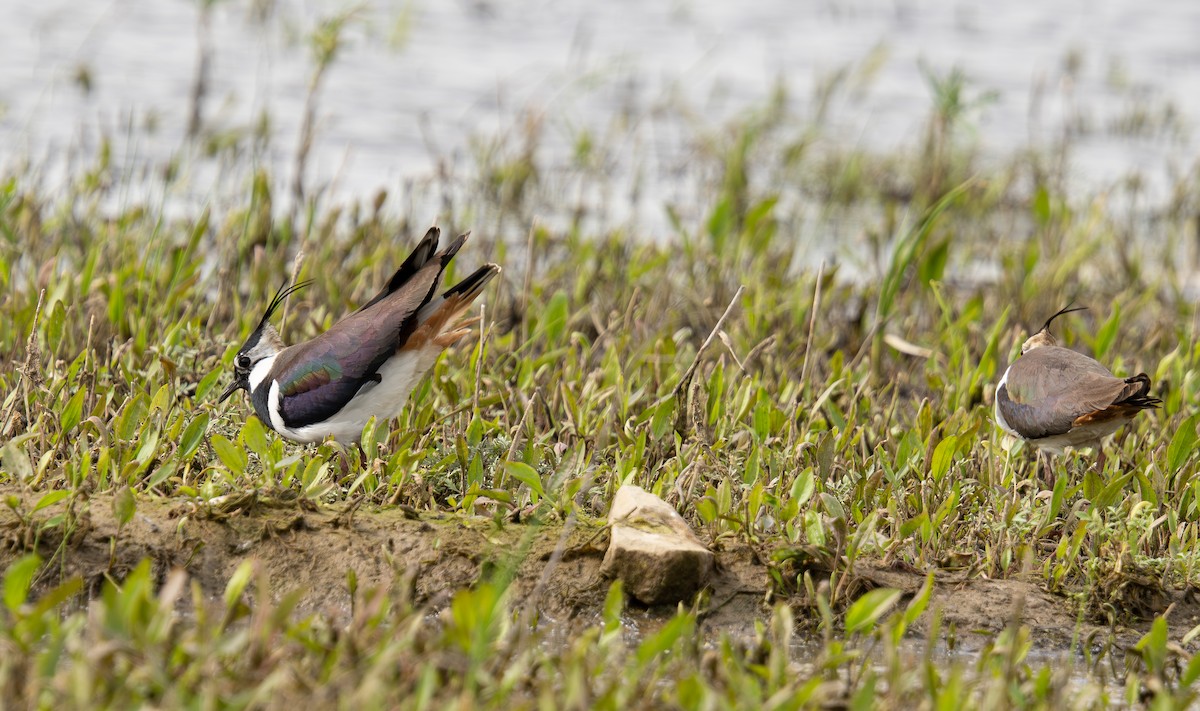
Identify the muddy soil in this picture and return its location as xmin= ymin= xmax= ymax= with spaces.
xmin=1 ymin=485 xmax=1196 ymax=656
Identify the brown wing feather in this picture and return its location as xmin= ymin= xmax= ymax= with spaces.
xmin=1071 ymin=373 xmax=1161 ymax=426
xmin=407 ymin=264 xmax=501 ymax=349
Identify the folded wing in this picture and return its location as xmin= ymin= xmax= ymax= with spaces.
xmin=997 ymin=346 xmax=1157 ymax=440
xmin=272 ymin=230 xmax=468 ymax=428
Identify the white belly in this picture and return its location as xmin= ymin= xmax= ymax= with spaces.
xmin=276 ymin=346 xmax=444 ymax=444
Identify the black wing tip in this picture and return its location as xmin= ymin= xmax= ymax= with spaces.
xmin=1038 ymin=303 xmax=1088 ymax=334
xmin=1125 ymin=395 xmax=1163 ymax=410
xmin=436 ymin=231 xmax=471 ymax=265
xmin=443 ymin=263 xmax=501 ymax=299
xmin=405 ymin=227 xmax=442 ymax=270
xmin=1123 ymin=373 xmax=1162 ymax=409
xmin=418 ymin=225 xmax=440 ymax=251
xmin=365 ymin=227 xmax=442 ymax=307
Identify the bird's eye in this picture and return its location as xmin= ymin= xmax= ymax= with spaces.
xmin=236 ymin=355 xmax=251 ymax=370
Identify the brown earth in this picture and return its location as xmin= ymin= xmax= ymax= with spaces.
xmin=1 ymin=485 xmax=1197 ymax=656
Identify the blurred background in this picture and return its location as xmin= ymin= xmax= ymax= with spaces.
xmin=3 ymin=0 xmax=1199 ymax=238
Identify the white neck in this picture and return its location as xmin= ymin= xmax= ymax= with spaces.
xmin=249 ymin=354 xmax=278 ymax=392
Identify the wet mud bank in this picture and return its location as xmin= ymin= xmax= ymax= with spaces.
xmin=2 ymin=486 xmax=1196 ymax=656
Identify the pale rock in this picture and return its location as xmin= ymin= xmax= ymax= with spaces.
xmin=600 ymin=485 xmax=714 ymax=605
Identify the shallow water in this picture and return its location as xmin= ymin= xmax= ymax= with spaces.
xmin=3 ymin=1 xmax=1199 ymax=231
xmin=539 ymin=604 xmax=1123 ymax=694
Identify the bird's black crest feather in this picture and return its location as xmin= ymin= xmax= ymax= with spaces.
xmin=1038 ymin=303 xmax=1087 ymax=334
xmin=257 ymin=279 xmax=313 ymax=332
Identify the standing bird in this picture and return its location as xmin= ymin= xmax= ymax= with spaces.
xmin=994 ymin=305 xmax=1161 ymax=477
xmin=218 ymin=227 xmax=500 ymax=443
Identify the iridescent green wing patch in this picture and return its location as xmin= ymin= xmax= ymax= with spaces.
xmin=281 ymin=359 xmax=343 ymax=398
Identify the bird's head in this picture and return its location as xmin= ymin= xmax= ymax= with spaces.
xmin=1021 ymin=304 xmax=1086 ymax=354
xmin=218 ymin=280 xmax=308 ymax=403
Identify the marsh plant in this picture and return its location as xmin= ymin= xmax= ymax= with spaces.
xmin=3 ymin=18 xmax=1200 ymax=709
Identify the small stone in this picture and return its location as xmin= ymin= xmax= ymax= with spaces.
xmin=600 ymin=485 xmax=714 ymax=605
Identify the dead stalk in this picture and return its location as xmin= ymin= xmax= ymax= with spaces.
xmin=675 ymin=285 xmax=747 ymax=401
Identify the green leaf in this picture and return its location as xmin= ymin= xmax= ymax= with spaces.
xmin=1183 ymin=649 xmax=1200 ymax=687
xmin=467 ymin=453 xmax=484 ymax=487
xmin=224 ymin=561 xmax=255 ymax=609
xmin=113 ymin=485 xmax=136 ymax=527
xmin=60 ymin=389 xmax=85 ymax=435
xmin=241 ymin=416 xmax=270 ymax=458
xmin=845 ymin=588 xmax=902 ymax=635
xmin=471 ymin=487 xmax=513 ymax=505
xmin=878 ymin=180 xmax=971 ymax=319
xmin=1092 ymin=304 xmax=1120 ymax=361
xmin=1047 ymin=472 xmax=1067 ymax=521
xmin=791 ymin=469 xmax=816 ymax=508
xmin=359 ymin=416 xmax=379 ymax=460
xmin=650 ymin=396 xmax=675 ymax=440
xmin=1135 ymin=615 xmax=1169 ymax=675
xmin=44 ymin=299 xmax=66 ymax=354
xmin=1167 ymin=414 xmax=1199 ymax=475
xmin=1032 ymin=185 xmax=1051 ymax=225
xmin=149 ymin=383 xmax=171 ymax=416
xmin=903 ymin=574 xmax=935 ymax=626
xmin=1093 ymin=473 xmax=1133 ymax=510
xmin=211 ymin=434 xmax=248 ymax=474
xmin=31 ymin=575 xmax=82 ymax=618
xmin=706 ymin=196 xmax=733 ymax=252
xmin=32 ymin=490 xmax=69 ymax=513
xmin=116 ymin=394 xmax=148 ymax=442
xmin=3 ymin=554 xmax=41 ymax=611
xmin=602 ymin=580 xmax=625 ymax=633
xmin=804 ymin=509 xmax=825 ymax=546
xmin=178 ymin=413 xmax=210 ymax=461
xmin=467 ymin=413 xmax=484 ymax=448
xmin=2 ymin=442 xmax=33 ymax=481
xmin=636 ymin=612 xmax=693 ymax=666
xmin=195 ymin=368 xmax=223 ymax=402
xmin=820 ymin=493 xmax=846 ymax=523
xmin=929 ymin=434 xmax=958 ymax=483
xmin=146 ymin=461 xmax=177 ymax=489
xmin=918 ymin=238 xmax=950 ymax=284
xmin=744 ymin=195 xmax=778 ymax=235
xmin=135 ymin=426 xmax=160 ymax=467
xmin=504 ymin=461 xmax=545 ymax=500
xmin=543 ymin=290 xmax=569 ymax=345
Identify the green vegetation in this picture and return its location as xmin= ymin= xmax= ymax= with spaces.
xmin=4 ymin=33 xmax=1200 ymax=710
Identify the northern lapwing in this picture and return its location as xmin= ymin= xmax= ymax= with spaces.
xmin=218 ymin=227 xmax=500 ymax=444
xmin=994 ymin=305 xmax=1161 ymax=475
